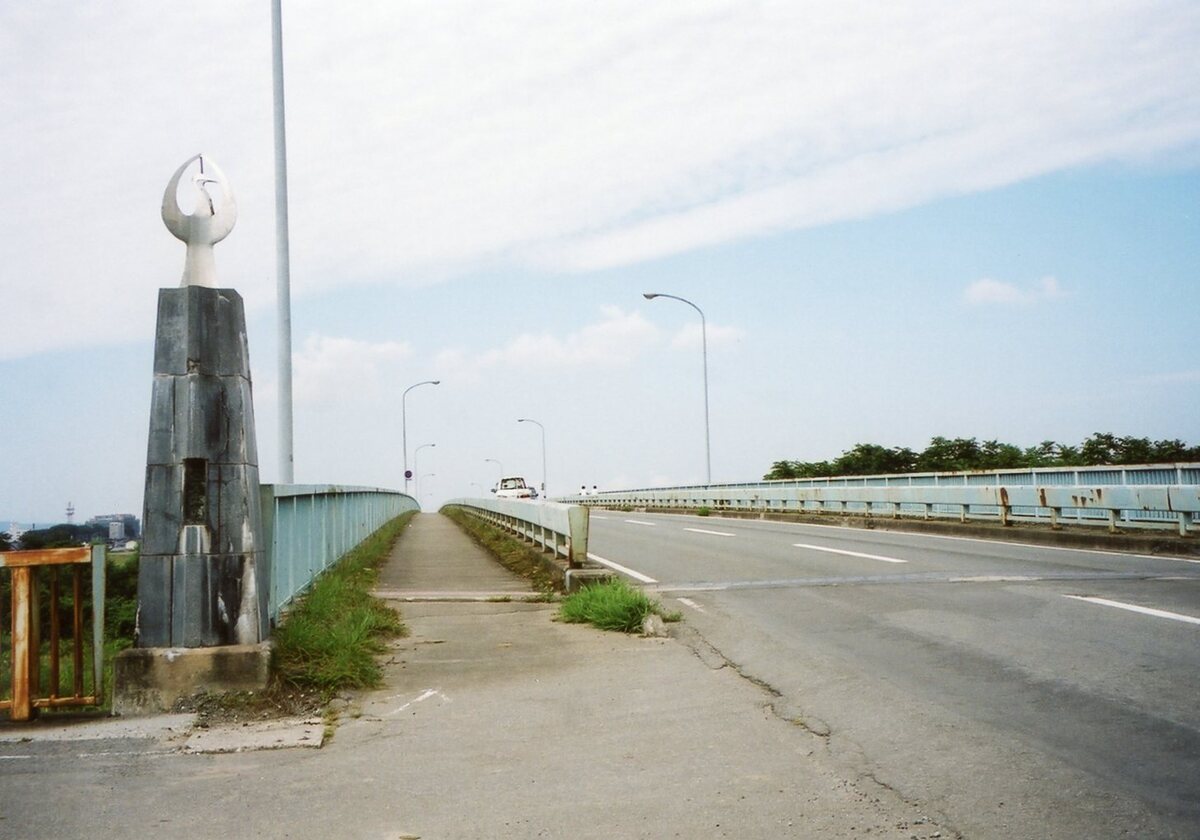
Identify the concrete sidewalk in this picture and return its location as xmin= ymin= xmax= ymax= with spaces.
xmin=375 ymin=510 xmax=533 ymax=601
xmin=0 ymin=512 xmax=954 ymax=839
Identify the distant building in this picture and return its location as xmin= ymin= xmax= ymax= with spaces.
xmin=86 ymin=513 xmax=140 ymax=539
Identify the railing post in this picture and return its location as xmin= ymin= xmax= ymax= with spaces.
xmin=1182 ymin=511 xmax=1193 ymax=537
xmin=91 ymin=544 xmax=107 ymax=700
xmin=10 ymin=566 xmax=40 ymax=722
xmin=567 ymin=505 xmax=589 ymax=569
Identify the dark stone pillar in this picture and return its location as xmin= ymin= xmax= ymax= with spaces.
xmin=136 ymin=287 xmax=269 ymax=647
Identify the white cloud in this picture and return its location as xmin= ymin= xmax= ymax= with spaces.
xmin=436 ymin=306 xmax=660 ymax=380
xmin=964 ymin=276 xmax=1065 ymax=305
xmin=2 ymin=2 xmax=1198 ymax=359
xmin=670 ymin=322 xmax=744 ymax=351
xmin=294 ymin=335 xmax=413 ymax=404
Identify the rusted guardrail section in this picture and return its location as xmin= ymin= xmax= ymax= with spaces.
xmin=1 ymin=545 xmax=106 ymax=721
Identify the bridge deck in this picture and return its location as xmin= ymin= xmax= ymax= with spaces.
xmin=374 ymin=511 xmax=532 ymax=600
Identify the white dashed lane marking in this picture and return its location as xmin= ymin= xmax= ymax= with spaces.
xmin=1062 ymin=595 xmax=1200 ymax=626
xmin=793 ymin=543 xmax=907 ymax=564
xmin=684 ymin=527 xmax=735 ymax=537
xmin=587 ymin=552 xmax=658 ymax=584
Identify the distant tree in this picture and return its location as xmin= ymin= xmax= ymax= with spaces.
xmin=1149 ymin=438 xmax=1200 ymax=461
xmin=1022 ymin=440 xmax=1059 ymax=467
xmin=0 ymin=531 xmax=12 ymax=552
xmin=764 ymin=432 xmax=1198 ymax=481
xmin=1079 ymin=433 xmax=1123 ymax=466
xmin=916 ymin=437 xmax=982 ymax=472
xmin=978 ymin=440 xmax=1026 ymax=470
xmin=17 ymin=524 xmax=106 ymax=550
xmin=833 ymin=443 xmax=917 ymax=476
xmin=765 ymin=460 xmax=801 ymax=480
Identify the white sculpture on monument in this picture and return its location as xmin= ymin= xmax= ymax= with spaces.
xmin=161 ymin=153 xmax=237 ymax=288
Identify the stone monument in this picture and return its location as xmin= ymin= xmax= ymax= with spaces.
xmin=114 ymin=155 xmax=270 ymax=712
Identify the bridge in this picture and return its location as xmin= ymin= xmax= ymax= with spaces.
xmin=2 ymin=462 xmax=1198 ymax=836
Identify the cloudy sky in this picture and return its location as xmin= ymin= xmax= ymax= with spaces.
xmin=2 ymin=1 xmax=1198 ymax=524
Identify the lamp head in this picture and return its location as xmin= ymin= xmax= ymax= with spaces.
xmin=642 ymin=293 xmax=660 ymax=300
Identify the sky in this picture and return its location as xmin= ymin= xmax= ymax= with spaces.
xmin=1 ymin=1 xmax=1198 ymax=524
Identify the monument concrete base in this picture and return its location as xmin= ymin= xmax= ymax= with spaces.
xmin=112 ymin=643 xmax=272 ymax=716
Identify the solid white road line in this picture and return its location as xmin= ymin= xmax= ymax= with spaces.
xmin=684 ymin=527 xmax=736 ymax=537
xmin=1062 ymin=595 xmax=1200 ymax=626
xmin=623 ymin=519 xmax=657 ymax=527
xmin=677 ymin=597 xmax=707 ymax=613
xmin=787 ymin=523 xmax=1200 ymax=565
xmin=587 ymin=552 xmax=658 ymax=584
xmin=793 ymin=542 xmax=908 ymax=564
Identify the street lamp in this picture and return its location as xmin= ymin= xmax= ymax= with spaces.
xmin=402 ymin=380 xmax=440 ymax=494
xmin=517 ymin=418 xmax=547 ymax=496
xmin=414 ymin=443 xmax=435 ymax=495
xmin=418 ymin=473 xmax=435 ymax=500
xmin=643 ymin=292 xmax=711 ymax=486
xmin=484 ymin=458 xmax=504 ymax=491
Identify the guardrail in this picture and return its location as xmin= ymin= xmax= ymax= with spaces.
xmin=443 ymin=498 xmax=589 ymax=568
xmin=1 ymin=545 xmax=106 ymax=721
xmin=261 ymin=484 xmax=420 ymax=621
xmin=563 ymin=463 xmax=1200 ymax=536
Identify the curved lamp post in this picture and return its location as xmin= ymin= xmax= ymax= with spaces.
xmin=644 ymin=292 xmax=711 ymax=486
xmin=484 ymin=458 xmax=504 ymax=491
xmin=414 ymin=443 xmax=435 ymax=497
xmin=402 ymin=380 xmax=440 ymax=494
xmin=418 ymin=473 xmax=435 ymax=500
xmin=517 ymin=418 xmax=547 ymax=496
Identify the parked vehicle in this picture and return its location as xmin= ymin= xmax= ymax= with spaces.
xmin=493 ymin=476 xmax=537 ymax=499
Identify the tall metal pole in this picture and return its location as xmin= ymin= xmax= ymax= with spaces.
xmin=271 ymin=0 xmax=294 ymax=483
xmin=402 ymin=380 xmax=440 ymax=495
xmin=414 ymin=443 xmax=435 ymax=500
xmin=517 ymin=418 xmax=547 ymax=497
xmin=643 ymin=292 xmax=711 ymax=486
xmin=484 ymin=458 xmax=504 ymax=489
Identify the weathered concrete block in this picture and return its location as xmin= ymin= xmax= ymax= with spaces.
xmin=152 ymin=288 xmax=251 ymax=378
xmin=112 ymin=643 xmax=271 ymax=716
xmin=137 ymin=285 xmax=266 ymax=648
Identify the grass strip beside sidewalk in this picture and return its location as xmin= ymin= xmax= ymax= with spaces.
xmin=271 ymin=511 xmax=415 ymax=695
xmin=440 ymin=506 xmax=561 ymax=594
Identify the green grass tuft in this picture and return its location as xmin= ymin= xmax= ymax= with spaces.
xmin=270 ymin=512 xmax=414 ymax=695
xmin=557 ymin=578 xmax=673 ymax=633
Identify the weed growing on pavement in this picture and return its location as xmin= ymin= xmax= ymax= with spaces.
xmin=557 ymin=578 xmax=677 ymax=633
xmin=271 ymin=512 xmax=414 ymax=695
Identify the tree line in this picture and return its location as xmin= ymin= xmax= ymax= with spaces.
xmin=0 ymin=523 xmax=109 ymax=552
xmin=764 ymin=433 xmax=1200 ymax=480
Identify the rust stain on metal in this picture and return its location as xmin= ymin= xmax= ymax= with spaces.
xmin=999 ymin=487 xmax=1010 ymax=506
xmin=4 ymin=547 xmax=101 ymax=722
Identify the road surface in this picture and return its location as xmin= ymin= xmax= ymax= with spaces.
xmin=589 ymin=511 xmax=1200 ymax=838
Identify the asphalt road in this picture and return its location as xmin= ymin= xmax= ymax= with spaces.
xmin=588 ymin=511 xmax=1200 ymax=839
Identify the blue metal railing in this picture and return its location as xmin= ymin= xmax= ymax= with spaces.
xmin=562 ymin=463 xmax=1200 ymax=535
xmin=260 ymin=484 xmax=419 ymax=622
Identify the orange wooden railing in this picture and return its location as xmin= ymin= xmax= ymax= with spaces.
xmin=1 ymin=545 xmax=106 ymax=721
